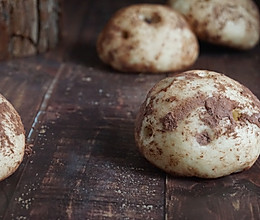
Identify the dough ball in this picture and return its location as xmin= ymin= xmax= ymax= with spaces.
xmin=135 ymin=70 xmax=260 ymax=178
xmin=97 ymin=4 xmax=199 ymax=73
xmin=0 ymin=94 xmax=25 ymax=181
xmin=168 ymin=0 xmax=260 ymax=50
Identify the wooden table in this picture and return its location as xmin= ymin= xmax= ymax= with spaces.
xmin=0 ymin=0 xmax=260 ymax=219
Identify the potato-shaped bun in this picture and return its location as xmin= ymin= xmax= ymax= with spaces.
xmin=168 ymin=0 xmax=260 ymax=50
xmin=135 ymin=70 xmax=260 ymax=178
xmin=0 ymin=94 xmax=25 ymax=181
xmin=97 ymin=4 xmax=199 ymax=73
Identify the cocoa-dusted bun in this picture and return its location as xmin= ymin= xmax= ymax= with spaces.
xmin=97 ymin=4 xmax=199 ymax=73
xmin=0 ymin=94 xmax=25 ymax=181
xmin=135 ymin=70 xmax=260 ymax=178
xmin=168 ymin=0 xmax=260 ymax=50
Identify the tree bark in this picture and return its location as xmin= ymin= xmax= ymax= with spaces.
xmin=0 ymin=0 xmax=61 ymax=60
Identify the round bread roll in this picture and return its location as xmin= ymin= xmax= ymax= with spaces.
xmin=97 ymin=4 xmax=199 ymax=73
xmin=135 ymin=70 xmax=260 ymax=178
xmin=0 ymin=94 xmax=25 ymax=181
xmin=168 ymin=0 xmax=260 ymax=50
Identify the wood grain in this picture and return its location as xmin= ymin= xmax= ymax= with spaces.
xmin=0 ymin=0 xmax=61 ymax=59
xmin=0 ymin=58 xmax=61 ymax=219
xmin=3 ymin=65 xmax=166 ymax=219
xmin=0 ymin=0 xmax=260 ymax=219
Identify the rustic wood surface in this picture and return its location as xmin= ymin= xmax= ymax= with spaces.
xmin=0 ymin=0 xmax=61 ymax=60
xmin=0 ymin=0 xmax=260 ymax=219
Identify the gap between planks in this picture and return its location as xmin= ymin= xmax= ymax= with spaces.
xmin=27 ymin=63 xmax=65 ymax=143
xmin=2 ymin=63 xmax=65 ymax=220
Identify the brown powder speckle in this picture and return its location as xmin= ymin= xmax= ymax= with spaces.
xmin=161 ymin=92 xmax=206 ymax=132
xmin=241 ymin=112 xmax=260 ymax=128
xmin=25 ymin=144 xmax=34 ymax=156
xmin=0 ymin=99 xmax=25 ymax=156
xmin=160 ymin=112 xmax=177 ymax=131
xmin=196 ymin=131 xmax=211 ymax=145
xmin=205 ymin=95 xmax=237 ymax=120
xmin=156 ymin=147 xmax=163 ymax=155
xmin=144 ymin=96 xmax=156 ymax=116
xmin=201 ymin=95 xmax=240 ymax=137
xmin=165 ymin=96 xmax=178 ymax=102
xmin=0 ymin=101 xmax=24 ymax=136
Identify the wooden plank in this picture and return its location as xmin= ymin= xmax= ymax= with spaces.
xmin=0 ymin=57 xmax=61 ymax=219
xmin=0 ymin=2 xmax=98 ymax=217
xmin=166 ymin=162 xmax=260 ymax=220
xmin=0 ymin=0 xmax=61 ymax=59
xmin=0 ymin=57 xmax=61 ymax=131
xmin=1 ymin=0 xmax=260 ymax=219
xmin=3 ymin=64 xmax=166 ymax=219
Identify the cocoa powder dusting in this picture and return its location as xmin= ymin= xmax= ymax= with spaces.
xmin=165 ymin=96 xmax=178 ymax=102
xmin=0 ymin=131 xmax=14 ymax=156
xmin=196 ymin=131 xmax=211 ymax=145
xmin=240 ymin=85 xmax=260 ymax=109
xmin=203 ymin=94 xmax=260 ymax=129
xmin=216 ymin=83 xmax=227 ymax=92
xmin=201 ymin=95 xmax=239 ymax=136
xmin=160 ymin=93 xmax=206 ymax=131
xmin=0 ymin=100 xmax=24 ymax=154
xmin=144 ymin=96 xmax=156 ymax=116
xmin=241 ymin=112 xmax=260 ymax=128
xmin=160 ymin=112 xmax=177 ymax=131
xmin=205 ymin=96 xmax=237 ymax=120
xmin=0 ymin=102 xmax=24 ymax=135
xmin=201 ymin=114 xmax=218 ymax=128
xmin=25 ymin=143 xmax=34 ymax=156
xmin=238 ymin=85 xmax=260 ymax=128
xmin=174 ymin=93 xmax=206 ymax=122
